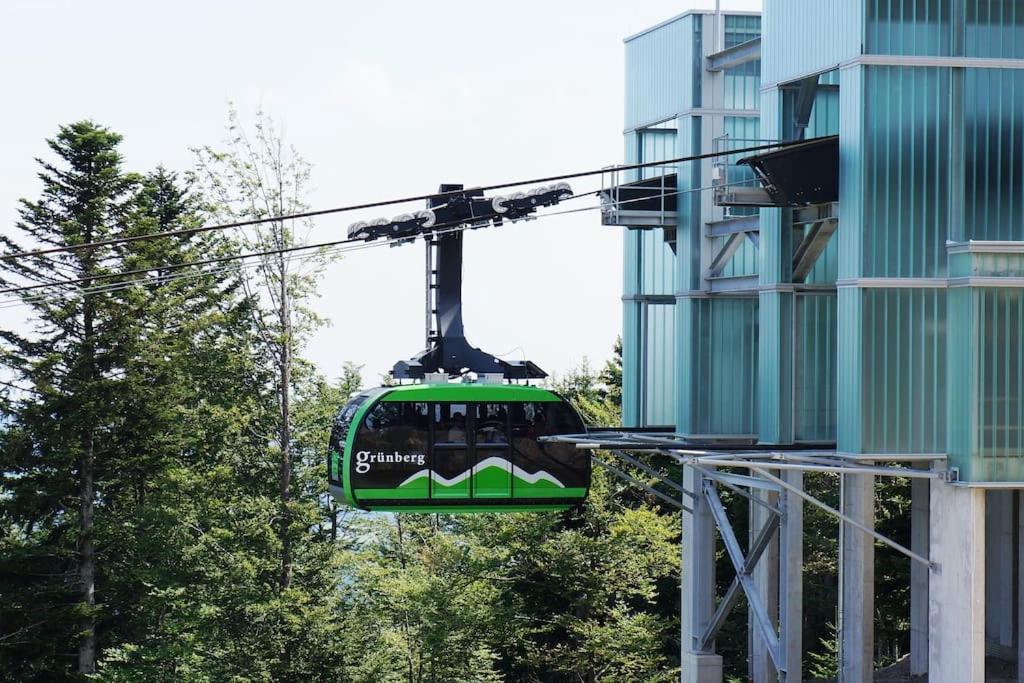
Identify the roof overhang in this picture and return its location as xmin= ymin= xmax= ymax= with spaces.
xmin=737 ymin=135 xmax=839 ymax=207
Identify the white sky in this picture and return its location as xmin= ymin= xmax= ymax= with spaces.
xmin=0 ymin=0 xmax=761 ymax=386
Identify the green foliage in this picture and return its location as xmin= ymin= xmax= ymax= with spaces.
xmin=807 ymin=621 xmax=840 ymax=680
xmin=2 ymin=118 xmax=920 ymax=683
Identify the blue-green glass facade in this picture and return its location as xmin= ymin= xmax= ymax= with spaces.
xmin=623 ymin=3 xmax=1024 ymax=481
xmin=622 ymin=11 xmax=761 ymax=433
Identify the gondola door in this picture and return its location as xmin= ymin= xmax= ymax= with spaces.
xmin=472 ymin=403 xmax=512 ymax=498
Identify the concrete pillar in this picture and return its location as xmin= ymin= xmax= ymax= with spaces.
xmin=909 ymin=476 xmax=929 ymax=676
xmin=839 ymin=473 xmax=874 ymax=683
xmin=929 ymin=481 xmax=985 ymax=683
xmin=986 ymin=490 xmax=1015 ymax=651
xmin=1018 ymin=491 xmax=1024 ymax=683
xmin=749 ymin=483 xmax=779 ymax=683
xmin=681 ymin=467 xmax=723 ymax=683
xmin=778 ymin=470 xmax=803 ymax=683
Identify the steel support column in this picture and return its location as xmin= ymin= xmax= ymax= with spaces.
xmin=778 ymin=470 xmax=803 ymax=682
xmin=749 ymin=478 xmax=779 ymax=682
xmin=909 ymin=473 xmax=930 ymax=676
xmin=681 ymin=466 xmax=723 ymax=683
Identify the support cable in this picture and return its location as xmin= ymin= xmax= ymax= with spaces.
xmin=0 ymin=138 xmax=806 ymax=263
xmin=0 ymin=180 xmax=749 ymax=303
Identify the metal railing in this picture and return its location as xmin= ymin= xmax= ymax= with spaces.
xmin=599 ymin=162 xmax=678 ymax=228
xmin=712 ymin=135 xmax=780 ymax=213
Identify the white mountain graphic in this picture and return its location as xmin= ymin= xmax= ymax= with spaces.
xmin=397 ymin=456 xmax=565 ymax=488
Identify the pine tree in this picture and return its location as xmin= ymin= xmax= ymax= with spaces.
xmin=0 ymin=121 xmax=138 ymax=677
xmin=95 ymin=167 xmax=269 ymax=675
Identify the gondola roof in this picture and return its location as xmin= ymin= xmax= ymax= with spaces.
xmin=378 ymin=383 xmax=562 ymax=402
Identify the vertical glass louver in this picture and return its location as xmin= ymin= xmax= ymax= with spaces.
xmin=866 ymin=0 xmax=1024 ymax=58
xmin=862 ymin=66 xmax=950 ymax=278
xmin=964 ymin=68 xmax=1024 ymax=241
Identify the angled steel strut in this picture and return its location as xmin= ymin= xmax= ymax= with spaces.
xmin=348 ymin=182 xmax=573 ymax=379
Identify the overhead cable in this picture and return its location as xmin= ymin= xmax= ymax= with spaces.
xmin=0 ymin=139 xmax=802 ymax=263
xmin=0 ymin=178 xmax=761 ymax=304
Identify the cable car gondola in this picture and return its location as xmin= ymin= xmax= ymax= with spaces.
xmin=328 ymin=183 xmax=591 ymax=512
xmin=328 ymin=384 xmax=590 ymax=512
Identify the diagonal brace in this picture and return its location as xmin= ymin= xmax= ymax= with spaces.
xmin=749 ymin=464 xmax=935 ymax=569
xmin=610 ymin=450 xmax=687 ymax=496
xmin=703 ymin=481 xmax=783 ymax=668
xmin=707 ymin=232 xmax=746 ymax=277
xmin=592 ymin=455 xmax=691 ymax=513
xmin=792 ymin=218 xmax=837 ymax=282
xmin=700 ymin=510 xmax=781 ymax=650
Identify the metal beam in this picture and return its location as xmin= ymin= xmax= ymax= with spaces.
xmin=715 ymin=185 xmax=774 ymax=207
xmin=792 ymin=75 xmax=819 ymax=140
xmin=602 ymin=209 xmax=679 ymax=229
xmin=792 ymin=218 xmax=838 ymax=282
xmin=693 ymin=455 xmax=945 ymax=480
xmin=708 ymin=275 xmax=759 ymax=293
xmin=777 ymin=470 xmax=803 ymax=681
xmin=697 ymin=467 xmax=783 ymax=493
xmin=706 ymin=36 xmax=762 ymax=72
xmin=707 ymin=214 xmax=760 ymax=237
xmin=792 ymin=202 xmax=838 ymax=225
xmin=691 ymin=463 xmax=784 ymax=515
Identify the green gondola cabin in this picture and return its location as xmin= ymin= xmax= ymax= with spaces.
xmin=328 ymin=384 xmax=590 ymax=512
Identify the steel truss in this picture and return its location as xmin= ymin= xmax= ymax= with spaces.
xmin=544 ymin=433 xmax=949 ymax=680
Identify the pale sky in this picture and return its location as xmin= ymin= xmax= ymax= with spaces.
xmin=0 ymin=0 xmax=761 ymax=386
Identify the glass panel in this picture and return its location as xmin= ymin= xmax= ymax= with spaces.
xmin=723 ymin=16 xmax=761 ymax=111
xmin=965 ymin=1 xmax=1024 ymax=58
xmin=687 ymin=298 xmax=759 ymax=435
xmin=866 ymin=0 xmax=1024 ymax=58
xmin=474 ymin=403 xmax=508 ymax=445
xmin=977 ymin=289 xmax=1024 ymax=467
xmin=859 ymin=289 xmax=946 ymax=453
xmin=866 ymin=0 xmax=953 ymax=56
xmin=965 ymin=68 xmax=1024 ymax=241
xmin=351 ymin=402 xmax=430 ymax=495
xmin=724 ymin=14 xmax=761 ymax=47
xmin=644 ymin=302 xmax=677 ymax=427
xmin=722 ymin=116 xmax=760 ymax=222
xmin=509 ymin=403 xmax=588 ymax=497
xmin=328 ymin=392 xmax=372 ymax=484
xmin=794 ymin=294 xmax=837 ymax=441
xmin=433 ymin=403 xmax=468 ymax=445
xmin=863 ymin=66 xmax=949 ymax=278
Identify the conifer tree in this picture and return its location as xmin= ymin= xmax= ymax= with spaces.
xmin=0 ymin=121 xmax=137 ymax=676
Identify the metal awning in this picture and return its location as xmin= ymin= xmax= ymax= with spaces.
xmin=737 ymin=135 xmax=839 ymax=207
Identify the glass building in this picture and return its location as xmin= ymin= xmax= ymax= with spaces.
xmin=617 ymin=3 xmax=1024 ymax=680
